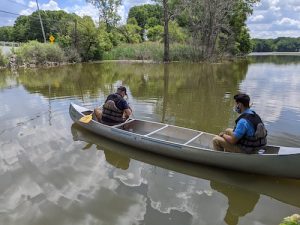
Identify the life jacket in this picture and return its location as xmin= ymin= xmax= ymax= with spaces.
xmin=234 ymin=111 xmax=267 ymax=154
xmin=102 ymin=93 xmax=125 ymax=125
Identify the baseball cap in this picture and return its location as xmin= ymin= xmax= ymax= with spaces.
xmin=117 ymin=86 xmax=127 ymax=95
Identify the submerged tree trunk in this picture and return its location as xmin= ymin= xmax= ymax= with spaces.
xmin=163 ymin=0 xmax=170 ymax=63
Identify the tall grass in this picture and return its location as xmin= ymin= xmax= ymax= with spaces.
xmin=0 ymin=47 xmax=8 ymax=67
xmin=103 ymin=42 xmax=204 ymax=62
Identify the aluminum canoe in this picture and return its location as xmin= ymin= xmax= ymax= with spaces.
xmin=69 ymin=103 xmax=300 ymax=179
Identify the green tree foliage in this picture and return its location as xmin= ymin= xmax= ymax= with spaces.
xmin=75 ymin=16 xmax=100 ymax=61
xmin=147 ymin=21 xmax=186 ymax=43
xmin=252 ymin=37 xmax=300 ymax=52
xmin=10 ymin=10 xmax=104 ymax=61
xmin=174 ymin=0 xmax=259 ymax=59
xmin=147 ymin=25 xmax=164 ymax=42
xmin=97 ymin=23 xmax=114 ymax=51
xmin=0 ymin=26 xmax=14 ymax=41
xmin=117 ymin=24 xmax=142 ymax=43
xmin=252 ymin=39 xmax=275 ymax=52
xmin=128 ymin=4 xmax=163 ymax=40
xmin=227 ymin=0 xmax=258 ymax=54
xmin=86 ymin=0 xmax=122 ymax=30
xmin=13 ymin=10 xmax=75 ymax=42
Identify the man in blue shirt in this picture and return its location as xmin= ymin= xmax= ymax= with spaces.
xmin=213 ymin=93 xmax=267 ymax=153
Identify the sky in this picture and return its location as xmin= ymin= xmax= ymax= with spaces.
xmin=0 ymin=0 xmax=300 ymax=39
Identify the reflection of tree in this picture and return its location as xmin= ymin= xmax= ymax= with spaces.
xmin=161 ymin=64 xmax=169 ymax=123
xmin=248 ymin=55 xmax=300 ymax=65
xmin=210 ymin=181 xmax=259 ymax=225
xmin=17 ymin=61 xmax=248 ymax=133
xmin=0 ymin=69 xmax=18 ymax=90
xmin=154 ymin=62 xmax=249 ymax=133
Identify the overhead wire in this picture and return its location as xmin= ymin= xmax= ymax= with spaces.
xmin=6 ymin=0 xmax=28 ymax=7
xmin=0 ymin=9 xmax=91 ymax=30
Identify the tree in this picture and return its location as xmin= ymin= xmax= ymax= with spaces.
xmin=76 ymin=16 xmax=99 ymax=60
xmin=127 ymin=4 xmax=163 ymax=40
xmin=86 ymin=0 xmax=122 ymax=30
xmin=176 ymin=0 xmax=259 ymax=59
xmin=0 ymin=26 xmax=14 ymax=41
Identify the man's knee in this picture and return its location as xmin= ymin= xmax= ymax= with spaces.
xmin=94 ymin=108 xmax=102 ymax=121
xmin=213 ymin=136 xmax=224 ymax=151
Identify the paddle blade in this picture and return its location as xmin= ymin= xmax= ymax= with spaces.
xmin=79 ymin=114 xmax=93 ymax=123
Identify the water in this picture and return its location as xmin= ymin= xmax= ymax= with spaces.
xmin=0 ymin=56 xmax=300 ymax=225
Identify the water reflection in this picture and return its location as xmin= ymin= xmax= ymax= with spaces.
xmin=0 ymin=56 xmax=300 ymax=225
xmin=241 ymin=57 xmax=300 ymax=146
xmin=211 ymin=182 xmax=259 ymax=225
xmin=71 ymin=124 xmax=300 ymax=225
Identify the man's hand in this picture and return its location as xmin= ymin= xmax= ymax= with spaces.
xmin=219 ymin=131 xmax=225 ymax=137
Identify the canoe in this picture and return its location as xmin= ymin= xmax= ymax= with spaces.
xmin=69 ymin=103 xmax=300 ymax=179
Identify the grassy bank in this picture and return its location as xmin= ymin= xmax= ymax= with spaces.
xmin=103 ymin=42 xmax=203 ymax=62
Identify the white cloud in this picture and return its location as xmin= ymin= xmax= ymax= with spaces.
xmin=41 ymin=0 xmax=61 ymax=10
xmin=20 ymin=0 xmax=61 ymax=15
xmin=64 ymin=3 xmax=99 ymax=23
xmin=276 ymin=17 xmax=300 ymax=27
xmin=249 ymin=15 xmax=264 ymax=22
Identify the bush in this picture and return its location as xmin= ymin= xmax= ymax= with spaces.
xmin=0 ymin=48 xmax=8 ymax=67
xmin=280 ymin=214 xmax=300 ymax=225
xmin=63 ymin=47 xmax=81 ymax=63
xmin=16 ymin=40 xmax=66 ymax=66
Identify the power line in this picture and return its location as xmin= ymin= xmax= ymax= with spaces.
xmin=0 ymin=10 xmax=21 ymax=16
xmin=6 ymin=0 xmax=28 ymax=8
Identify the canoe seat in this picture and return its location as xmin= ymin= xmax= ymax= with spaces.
xmin=116 ymin=120 xmax=166 ymax=135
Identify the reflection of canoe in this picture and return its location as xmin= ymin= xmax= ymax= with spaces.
xmin=69 ymin=103 xmax=300 ymax=179
xmin=70 ymin=123 xmax=300 ymax=209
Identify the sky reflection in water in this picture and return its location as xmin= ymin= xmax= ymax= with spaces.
xmin=0 ymin=56 xmax=300 ymax=225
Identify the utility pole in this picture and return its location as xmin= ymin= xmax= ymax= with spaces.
xmin=35 ymin=0 xmax=46 ymax=43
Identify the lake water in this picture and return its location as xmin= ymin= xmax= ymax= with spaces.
xmin=0 ymin=56 xmax=300 ymax=225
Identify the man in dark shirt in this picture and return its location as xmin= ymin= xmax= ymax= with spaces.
xmin=94 ymin=86 xmax=132 ymax=126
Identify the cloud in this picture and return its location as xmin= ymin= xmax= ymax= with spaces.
xmin=249 ymin=15 xmax=264 ymax=22
xmin=247 ymin=0 xmax=300 ymax=38
xmin=20 ymin=0 xmax=61 ymax=15
xmin=64 ymin=3 xmax=99 ymax=23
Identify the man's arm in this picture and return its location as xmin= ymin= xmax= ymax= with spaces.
xmin=221 ymin=119 xmax=248 ymax=144
xmin=124 ymin=108 xmax=132 ymax=119
xmin=222 ymin=133 xmax=239 ymax=144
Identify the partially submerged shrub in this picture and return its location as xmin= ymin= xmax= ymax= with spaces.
xmin=16 ymin=40 xmax=66 ymax=66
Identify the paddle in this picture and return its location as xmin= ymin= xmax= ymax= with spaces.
xmin=79 ymin=112 xmax=93 ymax=123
